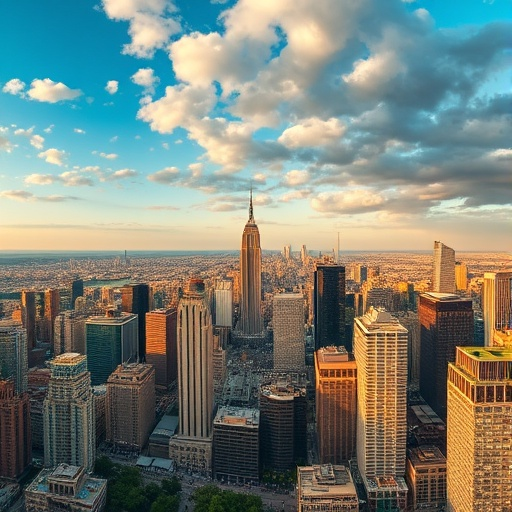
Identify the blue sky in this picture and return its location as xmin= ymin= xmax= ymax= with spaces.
xmin=0 ymin=0 xmax=510 ymax=251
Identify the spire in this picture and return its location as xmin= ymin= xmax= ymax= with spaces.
xmin=249 ymin=186 xmax=254 ymax=223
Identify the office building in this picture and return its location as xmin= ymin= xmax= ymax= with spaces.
xmin=43 ymin=353 xmax=95 ymax=472
xmin=297 ymin=464 xmax=359 ymax=512
xmin=92 ymin=386 xmax=107 ymax=446
xmin=432 ymin=241 xmax=455 ymax=293
xmin=121 ymin=283 xmax=150 ymax=359
xmin=315 ymin=346 xmax=357 ymax=464
xmin=85 ymin=311 xmax=138 ymax=386
xmin=447 ymin=346 xmax=512 ymax=511
xmin=260 ymin=383 xmax=307 ymax=471
xmin=214 ymin=280 xmax=233 ymax=327
xmin=455 ymin=262 xmax=468 ymax=291
xmin=145 ymin=308 xmax=177 ymax=389
xmin=0 ymin=379 xmax=31 ymax=479
xmin=106 ymin=363 xmax=155 ymax=451
xmin=406 ymin=446 xmax=446 ymax=511
xmin=21 ymin=290 xmax=36 ymax=350
xmin=239 ymin=190 xmax=263 ymax=335
xmin=284 ymin=244 xmax=291 ymax=260
xmin=71 ymin=279 xmax=84 ymax=309
xmin=27 ymin=368 xmax=50 ymax=452
xmin=354 ymin=308 xmax=408 ymax=509
xmin=301 ymin=244 xmax=308 ymax=264
xmin=419 ymin=293 xmax=473 ymax=420
xmin=482 ymin=270 xmax=512 ymax=346
xmin=213 ymin=407 xmax=260 ymax=484
xmin=314 ymin=264 xmax=346 ymax=351
xmin=0 ymin=320 xmax=28 ymax=394
xmin=44 ymin=288 xmax=60 ymax=343
xmin=25 ymin=464 xmax=107 ymax=512
xmin=53 ymin=311 xmax=86 ymax=356
xmin=273 ymin=293 xmax=305 ymax=371
xmin=169 ymin=279 xmax=214 ymax=474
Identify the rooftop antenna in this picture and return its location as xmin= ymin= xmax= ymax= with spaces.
xmin=249 ymin=183 xmax=254 ymax=222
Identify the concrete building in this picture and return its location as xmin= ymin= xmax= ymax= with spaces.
xmin=315 ymin=346 xmax=357 ymax=464
xmin=353 ymin=308 xmax=408 ymax=510
xmin=455 ymin=262 xmax=468 ymax=291
xmin=43 ymin=353 xmax=95 ymax=472
xmin=213 ymin=407 xmax=260 ymax=484
xmin=92 ymin=385 xmax=107 ymax=446
xmin=0 ymin=320 xmax=28 ymax=393
xmin=145 ymin=308 xmax=177 ymax=389
xmin=85 ymin=311 xmax=138 ymax=386
xmin=273 ymin=293 xmax=305 ymax=371
xmin=25 ymin=464 xmax=106 ymax=512
xmin=44 ymin=288 xmax=60 ymax=343
xmin=121 ymin=283 xmax=150 ymax=359
xmin=419 ymin=293 xmax=474 ymax=420
xmin=53 ymin=311 xmax=86 ymax=356
xmin=21 ymin=290 xmax=36 ymax=350
xmin=239 ymin=190 xmax=263 ymax=335
xmin=314 ymin=264 xmax=346 ymax=351
xmin=432 ymin=241 xmax=455 ymax=294
xmin=169 ymin=279 xmax=214 ymax=474
xmin=482 ymin=270 xmax=512 ymax=347
xmin=214 ymin=280 xmax=233 ymax=327
xmin=447 ymin=346 xmax=512 ymax=512
xmin=297 ymin=464 xmax=359 ymax=512
xmin=106 ymin=363 xmax=155 ymax=451
xmin=0 ymin=379 xmax=31 ymax=479
xmin=406 ymin=446 xmax=446 ymax=511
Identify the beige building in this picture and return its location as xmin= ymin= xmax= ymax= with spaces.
xmin=297 ymin=464 xmax=359 ymax=512
xmin=106 ymin=363 xmax=155 ymax=451
xmin=447 ymin=346 xmax=512 ymax=512
xmin=273 ymin=293 xmax=305 ymax=371
xmin=315 ymin=346 xmax=357 ymax=464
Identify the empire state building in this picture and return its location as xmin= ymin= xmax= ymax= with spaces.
xmin=239 ymin=191 xmax=263 ymax=335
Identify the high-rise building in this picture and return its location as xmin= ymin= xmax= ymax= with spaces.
xmin=482 ymin=270 xmax=512 ymax=347
xmin=43 ymin=353 xmax=95 ymax=472
xmin=447 ymin=346 xmax=512 ymax=511
xmin=212 ymin=407 xmax=260 ymax=484
xmin=0 ymin=320 xmax=28 ymax=393
xmin=121 ymin=283 xmax=150 ymax=359
xmin=273 ymin=293 xmax=305 ymax=371
xmin=283 ymin=244 xmax=291 ymax=260
xmin=169 ymin=279 xmax=214 ymax=473
xmin=239 ymin=191 xmax=263 ymax=335
xmin=145 ymin=308 xmax=177 ymax=389
xmin=315 ymin=346 xmax=357 ymax=464
xmin=300 ymin=244 xmax=308 ymax=264
xmin=354 ymin=308 xmax=408 ymax=509
xmin=0 ymin=379 xmax=31 ymax=479
xmin=21 ymin=290 xmax=36 ymax=349
xmin=314 ymin=264 xmax=346 ymax=351
xmin=53 ymin=311 xmax=86 ymax=356
xmin=432 ymin=241 xmax=455 ymax=293
xmin=106 ymin=363 xmax=155 ymax=451
xmin=214 ymin=280 xmax=233 ymax=327
xmin=71 ymin=279 xmax=84 ymax=309
xmin=44 ymin=288 xmax=60 ymax=343
xmin=419 ymin=292 xmax=474 ymax=420
xmin=454 ymin=262 xmax=468 ymax=291
xmin=85 ymin=311 xmax=138 ymax=386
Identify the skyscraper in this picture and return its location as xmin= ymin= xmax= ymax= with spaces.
xmin=71 ymin=279 xmax=84 ymax=309
xmin=354 ymin=308 xmax=408 ymax=509
xmin=447 ymin=346 xmax=512 ymax=511
xmin=145 ymin=308 xmax=177 ymax=388
xmin=53 ymin=311 xmax=86 ymax=356
xmin=0 ymin=320 xmax=28 ymax=394
xmin=121 ymin=283 xmax=150 ymax=359
xmin=454 ymin=262 xmax=468 ymax=291
xmin=273 ymin=293 xmax=305 ymax=371
xmin=432 ymin=241 xmax=455 ymax=293
xmin=300 ymin=244 xmax=308 ymax=264
xmin=239 ymin=191 xmax=263 ymax=335
xmin=169 ymin=279 xmax=214 ymax=473
xmin=43 ymin=353 xmax=95 ymax=472
xmin=314 ymin=264 xmax=346 ymax=351
xmin=482 ymin=270 xmax=512 ymax=346
xmin=419 ymin=292 xmax=474 ymax=420
xmin=315 ymin=346 xmax=357 ymax=464
xmin=21 ymin=290 xmax=36 ymax=350
xmin=214 ymin=280 xmax=233 ymax=327
xmin=44 ymin=288 xmax=60 ymax=343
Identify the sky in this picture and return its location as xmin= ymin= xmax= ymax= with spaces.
xmin=0 ymin=0 xmax=511 ymax=252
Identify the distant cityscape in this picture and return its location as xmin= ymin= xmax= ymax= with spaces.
xmin=0 ymin=200 xmax=511 ymax=512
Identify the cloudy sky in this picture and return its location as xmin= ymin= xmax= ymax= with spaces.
xmin=0 ymin=0 xmax=510 ymax=251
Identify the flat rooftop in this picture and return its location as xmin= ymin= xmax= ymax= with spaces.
xmin=316 ymin=346 xmax=354 ymax=364
xmin=214 ymin=406 xmax=260 ymax=427
xmin=458 ymin=346 xmax=512 ymax=361
xmin=50 ymin=464 xmax=82 ymax=480
xmin=408 ymin=446 xmax=446 ymax=467
xmin=299 ymin=465 xmax=358 ymax=499
xmin=421 ymin=292 xmax=461 ymax=301
xmin=51 ymin=353 xmax=86 ymax=365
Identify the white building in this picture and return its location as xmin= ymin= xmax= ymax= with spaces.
xmin=432 ymin=241 xmax=455 ymax=293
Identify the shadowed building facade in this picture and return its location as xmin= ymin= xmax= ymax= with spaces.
xmin=239 ymin=191 xmax=263 ymax=335
xmin=121 ymin=284 xmax=150 ymax=359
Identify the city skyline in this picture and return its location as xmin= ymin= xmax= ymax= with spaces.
xmin=0 ymin=0 xmax=511 ymax=251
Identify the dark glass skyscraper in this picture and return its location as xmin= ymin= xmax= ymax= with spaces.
xmin=121 ymin=283 xmax=150 ymax=359
xmin=314 ymin=265 xmax=347 ymax=351
xmin=239 ymin=191 xmax=263 ymax=335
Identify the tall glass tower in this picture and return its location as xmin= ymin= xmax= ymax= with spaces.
xmin=239 ymin=190 xmax=263 ymax=335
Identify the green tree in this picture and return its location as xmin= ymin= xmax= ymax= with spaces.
xmin=94 ymin=455 xmax=116 ymax=479
xmin=161 ymin=476 xmax=182 ymax=496
xmin=150 ymin=494 xmax=180 ymax=512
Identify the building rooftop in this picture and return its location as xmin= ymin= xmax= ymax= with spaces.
xmin=108 ymin=363 xmax=154 ymax=382
xmin=214 ymin=406 xmax=260 ymax=427
xmin=421 ymin=292 xmax=466 ymax=301
xmin=50 ymin=464 xmax=82 ymax=480
xmin=363 ymin=475 xmax=409 ymax=492
xmin=86 ymin=312 xmax=137 ymax=325
xmin=458 ymin=346 xmax=512 ymax=361
xmin=50 ymin=353 xmax=86 ymax=365
xmin=408 ymin=446 xmax=446 ymax=467
xmin=357 ymin=307 xmax=408 ymax=333
xmin=316 ymin=346 xmax=354 ymax=364
xmin=299 ymin=465 xmax=358 ymax=499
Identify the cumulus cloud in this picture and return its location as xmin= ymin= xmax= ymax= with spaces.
xmin=99 ymin=152 xmax=118 ymax=160
xmin=38 ymin=148 xmax=66 ymax=166
xmin=108 ymin=168 xmax=138 ymax=180
xmin=27 ymin=78 xmax=82 ymax=103
xmin=279 ymin=118 xmax=346 ymax=148
xmin=74 ymin=128 xmax=86 ymax=134
xmin=12 ymin=126 xmax=45 ymax=149
xmin=147 ymin=166 xmax=180 ymax=184
xmin=311 ymin=189 xmax=387 ymax=214
xmin=283 ymin=169 xmax=310 ymax=186
xmin=131 ymin=68 xmax=159 ymax=95
xmin=2 ymin=78 xmax=26 ymax=96
xmin=25 ymin=174 xmax=55 ymax=185
xmin=105 ymin=80 xmax=119 ymax=94
xmin=30 ymin=134 xmax=45 ymax=149
xmin=0 ymin=136 xmax=14 ymax=153
xmin=0 ymin=190 xmax=34 ymax=201
xmin=24 ymin=171 xmax=94 ymax=187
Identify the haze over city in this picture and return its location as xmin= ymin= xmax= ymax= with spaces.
xmin=1 ymin=0 xmax=510 ymax=251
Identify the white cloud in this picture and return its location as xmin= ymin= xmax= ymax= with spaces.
xmin=38 ymin=148 xmax=66 ymax=166
xmin=162 ymin=142 xmax=169 ymax=150
xmin=283 ymin=169 xmax=310 ymax=186
xmin=311 ymin=189 xmax=387 ymax=214
xmin=0 ymin=136 xmax=14 ymax=153
xmin=30 ymin=134 xmax=45 ymax=149
xmin=489 ymin=148 xmax=512 ymax=159
xmin=109 ymin=168 xmax=137 ymax=180
xmin=253 ymin=173 xmax=266 ymax=183
xmin=25 ymin=174 xmax=55 ymax=185
xmin=0 ymin=190 xmax=34 ymax=201
xmin=59 ymin=171 xmax=94 ymax=186
xmin=279 ymin=118 xmax=346 ymax=148
xmin=279 ymin=189 xmax=311 ymax=202
xmin=99 ymin=152 xmax=118 ymax=160
xmin=74 ymin=128 xmax=86 ymax=134
xmin=105 ymin=80 xmax=119 ymax=94
xmin=27 ymin=78 xmax=82 ymax=103
xmin=147 ymin=166 xmax=180 ymax=184
xmin=189 ymin=163 xmax=203 ymax=178
xmin=43 ymin=124 xmax=54 ymax=133
xmin=14 ymin=127 xmax=33 ymax=136
xmin=2 ymin=78 xmax=26 ymax=96
xmin=131 ymin=68 xmax=159 ymax=95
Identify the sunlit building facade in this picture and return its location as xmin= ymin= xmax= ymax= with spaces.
xmin=483 ymin=270 xmax=512 ymax=347
xmin=432 ymin=241 xmax=455 ymax=294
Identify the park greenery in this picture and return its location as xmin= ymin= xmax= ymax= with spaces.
xmin=191 ymin=484 xmax=265 ymax=512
